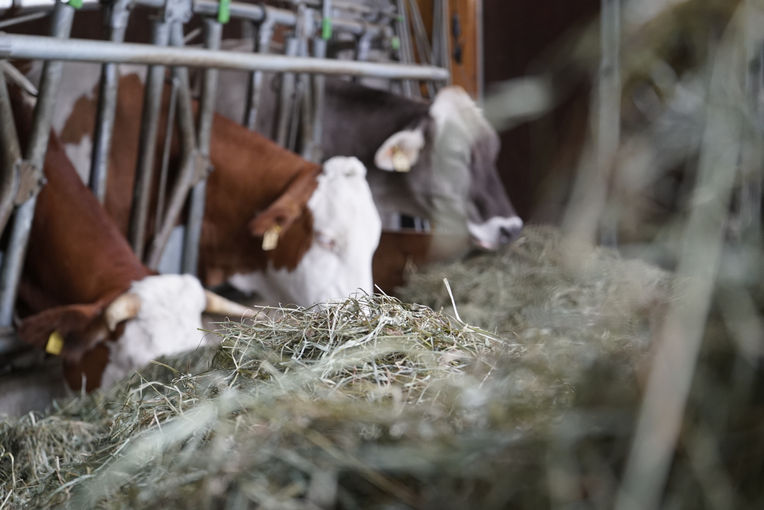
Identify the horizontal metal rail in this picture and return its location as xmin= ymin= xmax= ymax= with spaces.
xmin=0 ymin=33 xmax=450 ymax=80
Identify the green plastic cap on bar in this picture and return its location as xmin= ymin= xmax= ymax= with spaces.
xmin=322 ymin=18 xmax=333 ymax=40
xmin=391 ymin=35 xmax=400 ymax=51
xmin=66 ymin=0 xmax=83 ymax=8
xmin=217 ymin=0 xmax=230 ymax=24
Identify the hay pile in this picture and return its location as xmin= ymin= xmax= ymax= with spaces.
xmin=1 ymin=227 xmax=759 ymax=509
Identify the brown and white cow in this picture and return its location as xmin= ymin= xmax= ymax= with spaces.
xmin=30 ymin=62 xmax=381 ymax=307
xmin=8 ymin=89 xmax=250 ymax=391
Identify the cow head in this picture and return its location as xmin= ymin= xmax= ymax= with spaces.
xmin=374 ymin=86 xmax=523 ymax=251
xmin=19 ymin=274 xmax=251 ymax=391
xmin=228 ymin=157 xmax=381 ymax=306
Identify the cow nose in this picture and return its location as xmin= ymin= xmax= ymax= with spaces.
xmin=499 ymin=221 xmax=523 ymax=244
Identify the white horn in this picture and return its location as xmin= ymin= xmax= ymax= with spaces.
xmin=104 ymin=292 xmax=142 ymax=331
xmin=204 ymin=290 xmax=257 ymax=318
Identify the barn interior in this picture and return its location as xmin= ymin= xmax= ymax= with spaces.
xmin=0 ymin=0 xmax=762 ymax=508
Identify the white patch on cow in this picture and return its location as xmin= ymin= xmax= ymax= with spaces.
xmin=374 ymin=129 xmax=425 ymax=172
xmin=467 ymin=216 xmax=524 ymax=250
xmin=100 ymin=274 xmax=207 ymax=388
xmin=228 ymin=157 xmax=381 ymax=306
xmin=63 ymin=134 xmax=93 ymax=183
xmin=429 ymin=86 xmax=493 ymax=146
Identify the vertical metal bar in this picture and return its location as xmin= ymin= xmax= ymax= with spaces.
xmin=154 ymin=76 xmax=179 ymax=234
xmin=307 ymin=37 xmax=326 ymax=163
xmin=145 ymin=21 xmax=201 ymax=270
xmin=475 ymin=0 xmax=484 ymax=103
xmin=0 ymin=0 xmax=75 ymax=327
xmin=0 ymin=70 xmax=21 ymax=235
xmin=406 ymin=0 xmax=435 ymax=97
xmin=395 ymin=0 xmax=416 ymax=97
xmin=276 ymin=37 xmax=299 ymax=148
xmin=89 ymin=0 xmax=130 ymax=202
xmin=243 ymin=20 xmax=273 ymax=130
xmin=128 ymin=20 xmax=171 ymax=260
xmin=596 ymin=0 xmax=621 ymax=247
xmin=182 ymin=18 xmax=221 ymax=275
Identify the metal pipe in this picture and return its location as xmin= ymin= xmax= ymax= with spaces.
xmin=182 ymin=17 xmax=221 ymax=276
xmin=127 ymin=19 xmax=170 ymax=260
xmin=243 ymin=20 xmax=273 ymax=130
xmin=0 ymin=33 xmax=450 ymax=81
xmin=154 ymin=76 xmax=178 ymax=234
xmin=0 ymin=10 xmax=48 ymax=29
xmin=146 ymin=43 xmax=200 ymax=270
xmin=276 ymin=37 xmax=299 ymax=148
xmin=394 ymin=0 xmax=416 ymax=97
xmin=89 ymin=0 xmax=130 ymax=203
xmin=309 ymin=37 xmax=326 ymax=163
xmin=0 ymin=0 xmax=389 ymax=38
xmin=0 ymin=70 xmax=21 ymax=236
xmin=0 ymin=0 xmax=74 ymax=327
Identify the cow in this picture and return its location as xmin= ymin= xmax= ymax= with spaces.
xmin=29 ymin=62 xmax=382 ymax=307
xmin=212 ymin=66 xmax=524 ymax=256
xmin=7 ymin=88 xmax=252 ymax=392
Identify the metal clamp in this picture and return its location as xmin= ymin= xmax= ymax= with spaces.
xmin=191 ymin=150 xmax=212 ymax=185
xmin=162 ymin=0 xmax=192 ymax=24
xmin=13 ymin=160 xmax=45 ymax=206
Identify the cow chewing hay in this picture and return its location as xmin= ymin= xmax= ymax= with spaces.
xmin=0 ymin=227 xmax=761 ymax=509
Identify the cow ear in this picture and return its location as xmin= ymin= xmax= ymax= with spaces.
xmin=374 ymin=128 xmax=425 ymax=173
xmin=17 ymin=302 xmax=109 ymax=362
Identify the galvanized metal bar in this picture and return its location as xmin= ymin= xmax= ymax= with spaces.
xmin=0 ymin=69 xmax=21 ymax=236
xmin=243 ymin=20 xmax=274 ymax=130
xmin=407 ymin=0 xmax=435 ymax=97
xmin=394 ymin=0 xmax=416 ymax=97
xmin=0 ymin=10 xmax=48 ymax=29
xmin=0 ymin=0 xmax=74 ymax=327
xmin=146 ymin=27 xmax=200 ymax=270
xmin=154 ymin=76 xmax=178 ymax=234
xmin=182 ymin=17 xmax=221 ymax=276
xmin=276 ymin=37 xmax=299 ymax=148
xmin=89 ymin=0 xmax=131 ymax=203
xmin=0 ymin=33 xmax=450 ymax=81
xmin=308 ymin=37 xmax=326 ymax=163
xmin=0 ymin=0 xmax=389 ymax=38
xmin=127 ymin=20 xmax=171 ymax=260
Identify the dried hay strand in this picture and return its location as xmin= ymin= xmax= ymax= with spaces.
xmin=0 ymin=226 xmax=684 ymax=509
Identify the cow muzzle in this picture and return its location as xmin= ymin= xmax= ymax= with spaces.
xmin=467 ymin=216 xmax=524 ymax=251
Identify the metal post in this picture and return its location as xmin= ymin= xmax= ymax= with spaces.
xmin=145 ymin=21 xmax=199 ymax=269
xmin=395 ymin=0 xmax=417 ymax=97
xmin=127 ymin=19 xmax=171 ymax=260
xmin=0 ymin=71 xmax=21 ymax=236
xmin=182 ymin=17 xmax=221 ymax=275
xmin=154 ymin=76 xmax=179 ymax=234
xmin=276 ymin=37 xmax=299 ymax=148
xmin=0 ymin=0 xmax=75 ymax=327
xmin=242 ymin=20 xmax=273 ymax=130
xmin=89 ymin=0 xmax=131 ymax=203
xmin=306 ymin=37 xmax=326 ymax=163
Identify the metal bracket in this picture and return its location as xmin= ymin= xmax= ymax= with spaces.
xmin=162 ymin=0 xmax=193 ymax=24
xmin=13 ymin=160 xmax=45 ymax=206
xmin=191 ymin=150 xmax=212 ymax=184
xmin=101 ymin=0 xmax=132 ymax=30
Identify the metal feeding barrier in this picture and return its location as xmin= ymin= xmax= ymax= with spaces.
xmin=0 ymin=0 xmax=448 ymax=357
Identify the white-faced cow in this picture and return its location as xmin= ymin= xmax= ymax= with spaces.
xmin=8 ymin=89 xmax=250 ymax=391
xmin=28 ymin=62 xmax=381 ymax=307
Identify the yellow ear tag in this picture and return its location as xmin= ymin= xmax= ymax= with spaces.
xmin=46 ymin=331 xmax=64 ymax=355
xmin=392 ymin=146 xmax=410 ymax=173
xmin=262 ymin=225 xmax=282 ymax=251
